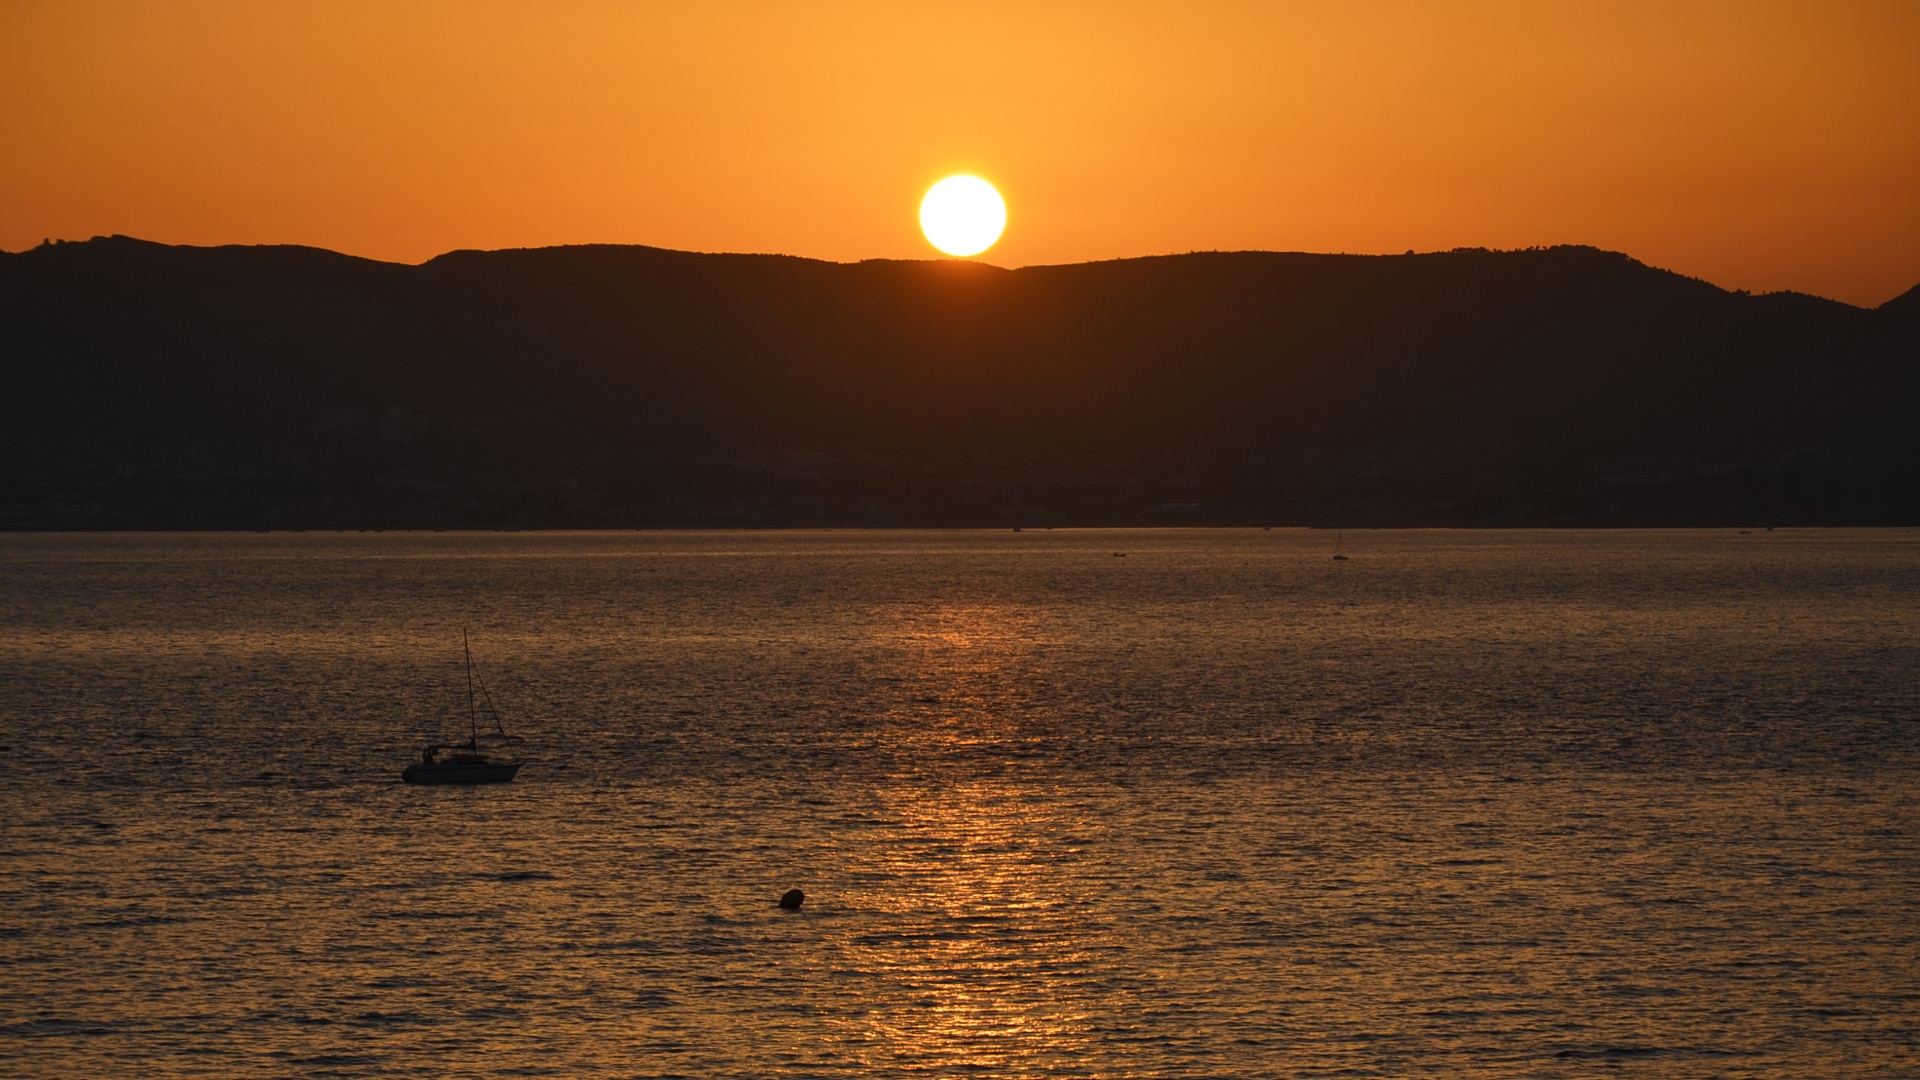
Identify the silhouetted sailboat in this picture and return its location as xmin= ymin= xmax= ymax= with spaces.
xmin=401 ymin=630 xmax=523 ymax=785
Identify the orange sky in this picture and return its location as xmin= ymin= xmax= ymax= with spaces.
xmin=3 ymin=1 xmax=1916 ymax=305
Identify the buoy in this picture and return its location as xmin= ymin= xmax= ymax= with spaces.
xmin=779 ymin=888 xmax=805 ymax=910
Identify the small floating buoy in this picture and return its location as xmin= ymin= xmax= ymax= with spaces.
xmin=778 ymin=888 xmax=805 ymax=910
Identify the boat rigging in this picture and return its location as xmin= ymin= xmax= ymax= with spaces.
xmin=401 ymin=629 xmax=524 ymax=785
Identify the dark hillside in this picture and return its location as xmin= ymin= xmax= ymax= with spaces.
xmin=2 ymin=236 xmax=1914 ymax=527
xmin=1881 ymin=283 xmax=1920 ymax=321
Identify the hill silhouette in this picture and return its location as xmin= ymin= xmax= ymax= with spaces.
xmin=3 ymin=235 xmax=1915 ymax=527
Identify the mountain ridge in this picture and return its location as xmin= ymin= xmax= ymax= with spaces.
xmin=2 ymin=235 xmax=1914 ymax=528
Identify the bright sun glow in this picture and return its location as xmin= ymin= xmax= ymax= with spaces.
xmin=919 ymin=176 xmax=1006 ymax=257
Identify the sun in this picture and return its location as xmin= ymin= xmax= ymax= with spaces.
xmin=920 ymin=176 xmax=1006 ymax=257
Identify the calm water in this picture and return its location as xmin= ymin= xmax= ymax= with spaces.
xmin=1 ymin=529 xmax=1916 ymax=1078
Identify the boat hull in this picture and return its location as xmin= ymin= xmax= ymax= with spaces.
xmin=401 ymin=761 xmax=521 ymax=785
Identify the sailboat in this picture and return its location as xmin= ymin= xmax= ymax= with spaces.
xmin=401 ymin=630 xmax=524 ymax=785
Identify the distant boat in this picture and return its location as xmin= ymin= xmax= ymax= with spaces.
xmin=402 ymin=630 xmax=524 ymax=785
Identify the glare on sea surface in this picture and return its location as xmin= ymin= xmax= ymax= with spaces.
xmin=920 ymin=176 xmax=1006 ymax=257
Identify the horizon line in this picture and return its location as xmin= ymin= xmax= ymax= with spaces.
xmin=11 ymin=232 xmax=1912 ymax=310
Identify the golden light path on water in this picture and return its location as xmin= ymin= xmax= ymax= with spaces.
xmin=824 ymin=601 xmax=1101 ymax=1071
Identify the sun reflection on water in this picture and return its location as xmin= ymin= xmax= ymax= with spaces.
xmin=825 ymin=775 xmax=1115 ymax=1074
xmin=878 ymin=599 xmax=1061 ymax=739
xmin=821 ymin=600 xmax=1118 ymax=1071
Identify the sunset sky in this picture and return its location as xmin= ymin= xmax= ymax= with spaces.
xmin=3 ymin=1 xmax=1915 ymax=305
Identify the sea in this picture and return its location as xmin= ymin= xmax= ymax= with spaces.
xmin=1 ymin=529 xmax=1915 ymax=1078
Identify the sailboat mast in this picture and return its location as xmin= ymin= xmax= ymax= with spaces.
xmin=464 ymin=627 xmax=478 ymax=745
